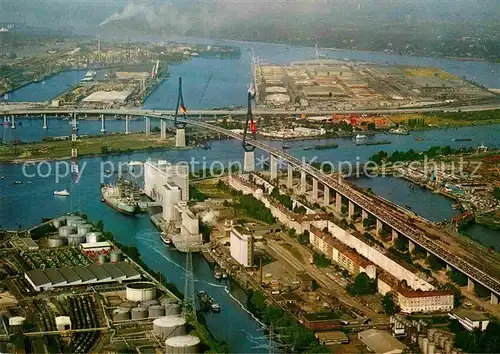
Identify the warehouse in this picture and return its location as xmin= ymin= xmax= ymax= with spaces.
xmin=25 ymin=262 xmax=141 ymax=291
xmin=82 ymin=90 xmax=132 ymax=104
xmin=358 ymin=329 xmax=405 ymax=354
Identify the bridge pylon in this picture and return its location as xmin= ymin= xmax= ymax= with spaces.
xmin=174 ymin=77 xmax=187 ymax=147
xmin=242 ymin=92 xmax=256 ymax=171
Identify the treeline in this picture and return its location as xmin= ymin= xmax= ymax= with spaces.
xmin=347 ymin=273 xmax=377 ymax=296
xmin=270 ymin=188 xmax=293 ymax=210
xmin=247 ymin=290 xmax=329 ymax=353
xmin=370 ymin=145 xmax=474 ymax=164
xmin=426 ymin=109 xmax=500 ymax=121
xmin=450 ymin=320 xmax=500 ymax=353
xmin=405 ymin=118 xmax=426 ymax=127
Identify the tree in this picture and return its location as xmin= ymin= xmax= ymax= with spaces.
xmin=95 ymin=220 xmax=104 ymax=231
xmin=494 ymin=187 xmax=500 ymax=200
xmin=347 ymin=272 xmax=377 ymax=296
xmin=151 ymin=125 xmax=161 ymax=132
xmin=382 ymin=293 xmax=400 ymax=315
xmin=427 ymin=254 xmax=444 ymax=270
xmin=100 ymin=145 xmax=109 ymax=154
xmin=288 ymin=228 xmax=297 ymax=238
xmin=313 ymin=253 xmax=332 ymax=268
xmin=249 ymin=291 xmax=267 ymax=315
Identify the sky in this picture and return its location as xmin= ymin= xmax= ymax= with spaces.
xmin=1 ymin=0 xmax=499 ymax=36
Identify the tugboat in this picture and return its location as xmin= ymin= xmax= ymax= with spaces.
xmin=303 ymin=146 xmax=312 ymax=151
xmin=160 ymin=232 xmax=172 ymax=245
xmin=222 ymin=271 xmax=228 ymax=279
xmin=211 ymin=303 xmax=221 ymax=313
xmin=281 ymin=144 xmax=291 ymax=149
xmin=197 ymin=291 xmax=212 ymax=311
xmin=389 ymin=127 xmax=409 ymax=135
xmin=355 ymin=134 xmax=367 ymax=140
xmin=54 ymin=189 xmax=70 ymax=196
xmin=214 ymin=268 xmax=222 ymax=280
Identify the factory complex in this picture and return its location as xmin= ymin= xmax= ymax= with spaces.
xmin=254 ymin=59 xmax=495 ymax=110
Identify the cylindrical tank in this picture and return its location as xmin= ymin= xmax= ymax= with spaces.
xmin=131 ymin=307 xmax=148 ymax=320
xmin=428 ymin=343 xmax=436 ymax=354
xmin=140 ymin=300 xmax=159 ymax=308
xmin=162 ymin=297 xmax=179 ymax=305
xmin=444 ymin=340 xmax=452 ymax=354
xmin=58 ymin=225 xmax=76 ymax=237
xmin=110 ymin=250 xmax=122 ymax=263
xmin=77 ymin=223 xmax=93 ymax=236
xmin=67 ymin=234 xmax=86 ymax=246
xmin=113 ymin=308 xmax=130 ymax=322
xmin=411 ymin=334 xmax=417 ymax=344
xmin=438 ymin=335 xmax=446 ymax=348
xmin=153 ymin=316 xmax=186 ymax=339
xmin=48 ymin=236 xmax=67 ymax=248
xmin=148 ymin=305 xmax=165 ymax=318
xmin=52 ymin=217 xmax=66 ymax=229
xmin=126 ymin=282 xmax=156 ymax=301
xmin=422 ymin=338 xmax=429 ymax=354
xmin=66 ymin=216 xmax=83 ymax=227
xmin=165 ymin=335 xmax=200 ymax=354
xmin=98 ymin=253 xmax=107 ymax=264
xmin=418 ymin=335 xmax=425 ymax=349
xmin=427 ymin=329 xmax=436 ymax=342
xmin=86 ymin=232 xmax=102 ymax=244
xmin=164 ymin=303 xmax=181 ymax=316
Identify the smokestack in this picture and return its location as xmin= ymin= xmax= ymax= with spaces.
xmin=97 ymin=26 xmax=101 ymax=54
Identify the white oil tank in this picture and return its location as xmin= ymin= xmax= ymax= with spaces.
xmin=48 ymin=236 xmax=67 ymax=248
xmin=52 ymin=217 xmax=66 ymax=229
xmin=165 ymin=335 xmax=200 ymax=354
xmin=428 ymin=342 xmax=436 ymax=354
xmin=131 ymin=307 xmax=148 ymax=320
xmin=59 ymin=225 xmax=76 ymax=237
xmin=77 ymin=223 xmax=93 ymax=235
xmin=113 ymin=308 xmax=130 ymax=322
xmin=422 ymin=338 xmax=429 ymax=354
xmin=141 ymin=299 xmax=159 ymax=308
xmin=153 ymin=316 xmax=186 ymax=339
xmin=110 ymin=250 xmax=122 ymax=263
xmin=66 ymin=216 xmax=83 ymax=227
xmin=9 ymin=316 xmax=26 ymax=326
xmin=444 ymin=340 xmax=452 ymax=354
xmin=148 ymin=305 xmax=164 ymax=318
xmin=126 ymin=282 xmax=157 ymax=301
xmin=86 ymin=232 xmax=102 ymax=244
xmin=98 ymin=253 xmax=107 ymax=264
xmin=67 ymin=234 xmax=86 ymax=246
xmin=164 ymin=303 xmax=181 ymax=316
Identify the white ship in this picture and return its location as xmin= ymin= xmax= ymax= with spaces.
xmin=81 ymin=70 xmax=96 ymax=82
xmin=101 ymin=183 xmax=138 ymax=215
xmin=54 ymin=189 xmax=70 ymax=196
xmin=389 ymin=127 xmax=409 ymax=135
xmin=355 ymin=134 xmax=367 ymax=139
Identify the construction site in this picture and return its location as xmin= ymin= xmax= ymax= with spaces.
xmin=253 ymin=59 xmax=496 ymax=110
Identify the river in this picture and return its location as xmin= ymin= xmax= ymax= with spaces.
xmin=1 ymin=38 xmax=500 ymax=351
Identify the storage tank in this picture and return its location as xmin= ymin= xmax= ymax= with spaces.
xmin=110 ymin=250 xmax=122 ymax=263
xmin=148 ymin=305 xmax=165 ymax=318
xmin=59 ymin=225 xmax=76 ymax=237
xmin=418 ymin=335 xmax=425 ymax=349
xmin=98 ymin=253 xmax=107 ymax=264
xmin=422 ymin=338 xmax=429 ymax=354
xmin=428 ymin=342 xmax=436 ymax=354
xmin=140 ymin=299 xmax=159 ymax=308
xmin=86 ymin=232 xmax=102 ymax=244
xmin=165 ymin=335 xmax=200 ymax=354
xmin=438 ymin=335 xmax=446 ymax=348
xmin=66 ymin=216 xmax=83 ymax=227
xmin=67 ymin=234 xmax=86 ymax=246
xmin=427 ymin=329 xmax=436 ymax=342
xmin=48 ymin=236 xmax=67 ymax=248
xmin=164 ymin=303 xmax=181 ymax=316
xmin=126 ymin=282 xmax=156 ymax=301
xmin=113 ymin=308 xmax=130 ymax=322
xmin=77 ymin=223 xmax=93 ymax=236
xmin=153 ymin=316 xmax=186 ymax=339
xmin=52 ymin=217 xmax=66 ymax=229
xmin=131 ymin=307 xmax=148 ymax=320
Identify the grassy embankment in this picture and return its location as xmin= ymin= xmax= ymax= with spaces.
xmin=0 ymin=133 xmax=175 ymax=162
xmin=389 ymin=109 xmax=500 ymax=128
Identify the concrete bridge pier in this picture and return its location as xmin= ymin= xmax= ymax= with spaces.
xmin=324 ymin=185 xmax=330 ymax=207
xmin=270 ymin=155 xmax=278 ymax=181
xmin=243 ymin=151 xmax=255 ymax=172
xmin=467 ymin=278 xmax=475 ymax=292
xmin=11 ymin=115 xmax=15 ymax=129
xmin=287 ymin=164 xmax=293 ymax=188
xmin=125 ymin=115 xmax=130 ymax=134
xmin=175 ymin=128 xmax=186 ymax=147
xmin=392 ymin=229 xmax=399 ymax=243
xmin=300 ymin=171 xmax=307 ymax=195
xmin=335 ymin=193 xmax=342 ymax=214
xmin=312 ymin=178 xmax=318 ymax=199
xmin=408 ymin=240 xmax=415 ymax=253
xmin=160 ymin=120 xmax=166 ymax=140
xmin=446 ymin=264 xmax=452 ymax=272
xmin=145 ymin=117 xmax=151 ymax=136
xmin=348 ymin=201 xmax=355 ymax=220
xmin=362 ymin=209 xmax=368 ymax=222
xmin=491 ymin=292 xmax=499 ymax=305
xmin=43 ymin=114 xmax=47 ymax=129
xmin=100 ymin=114 xmax=106 ymax=133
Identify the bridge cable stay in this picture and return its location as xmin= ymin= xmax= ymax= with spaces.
xmin=242 ymin=91 xmax=257 ymax=152
xmin=198 ymin=73 xmax=212 ymax=104
xmin=173 ymin=77 xmax=187 ymax=129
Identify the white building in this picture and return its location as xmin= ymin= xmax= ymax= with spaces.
xmin=163 ymin=182 xmax=182 ymax=222
xmin=230 ymin=226 xmax=254 ymax=267
xmin=449 ymin=310 xmax=490 ymax=331
xmin=171 ymin=201 xmax=202 ymax=252
xmin=144 ymin=161 xmax=189 ymax=202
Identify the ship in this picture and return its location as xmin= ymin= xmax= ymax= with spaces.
xmin=197 ymin=291 xmax=221 ymax=313
xmin=389 ymin=127 xmax=409 ymax=135
xmin=100 ymin=180 xmax=139 ymax=215
xmin=54 ymin=189 xmax=70 ymax=196
xmin=453 ymin=138 xmax=472 ymax=142
xmin=160 ymin=232 xmax=172 ymax=245
xmin=355 ymin=134 xmax=367 ymax=139
xmin=81 ymin=70 xmax=96 ymax=82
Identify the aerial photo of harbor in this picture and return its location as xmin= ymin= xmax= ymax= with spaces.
xmin=1 ymin=1 xmax=500 ymax=353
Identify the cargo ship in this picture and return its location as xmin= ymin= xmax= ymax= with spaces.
xmin=100 ymin=180 xmax=139 ymax=215
xmin=389 ymin=127 xmax=409 ymax=135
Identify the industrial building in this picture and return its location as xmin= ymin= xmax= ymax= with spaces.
xmin=230 ymin=226 xmax=254 ymax=267
xmin=301 ymin=312 xmax=341 ymax=331
xmin=25 ymin=261 xmax=141 ymax=291
xmin=358 ymin=329 xmax=406 ymax=354
xmin=448 ymin=310 xmax=490 ymax=331
xmin=82 ymin=90 xmax=132 ymax=105
xmin=144 ymin=160 xmax=189 ymax=202
xmin=314 ymin=331 xmax=349 ymax=345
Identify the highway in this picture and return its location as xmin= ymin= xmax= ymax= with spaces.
xmin=2 ymin=106 xmax=500 ymax=297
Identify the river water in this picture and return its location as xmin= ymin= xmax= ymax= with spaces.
xmin=1 ymin=38 xmax=500 ymax=351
